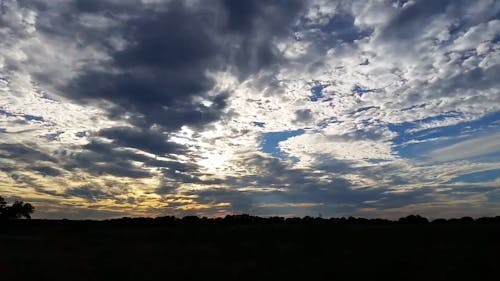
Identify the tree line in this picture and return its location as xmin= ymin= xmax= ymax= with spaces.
xmin=1 ymin=196 xmax=499 ymax=225
xmin=94 ymin=214 xmax=500 ymax=226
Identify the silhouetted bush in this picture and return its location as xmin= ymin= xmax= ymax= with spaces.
xmin=0 ymin=196 xmax=35 ymax=219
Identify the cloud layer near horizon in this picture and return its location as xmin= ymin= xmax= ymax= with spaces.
xmin=0 ymin=0 xmax=499 ymax=219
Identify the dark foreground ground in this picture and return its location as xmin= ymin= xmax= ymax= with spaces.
xmin=1 ymin=219 xmax=499 ymax=281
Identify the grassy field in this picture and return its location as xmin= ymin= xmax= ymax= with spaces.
xmin=1 ymin=220 xmax=499 ymax=280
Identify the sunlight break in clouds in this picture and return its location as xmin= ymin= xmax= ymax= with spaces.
xmin=0 ymin=0 xmax=499 ymax=219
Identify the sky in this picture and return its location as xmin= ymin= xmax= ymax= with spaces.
xmin=0 ymin=0 xmax=499 ymax=219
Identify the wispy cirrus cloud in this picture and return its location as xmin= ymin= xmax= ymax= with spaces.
xmin=428 ymin=133 xmax=500 ymax=162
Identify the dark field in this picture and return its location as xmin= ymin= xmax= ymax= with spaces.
xmin=1 ymin=219 xmax=499 ymax=281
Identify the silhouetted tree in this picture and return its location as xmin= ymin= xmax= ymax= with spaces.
xmin=0 ymin=196 xmax=35 ymax=219
xmin=182 ymin=215 xmax=201 ymax=223
xmin=431 ymin=218 xmax=447 ymax=224
xmin=458 ymin=216 xmax=474 ymax=223
xmin=398 ymin=214 xmax=429 ymax=224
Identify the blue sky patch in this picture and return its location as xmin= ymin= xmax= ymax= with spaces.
xmin=25 ymin=114 xmax=45 ymax=123
xmin=310 ymin=85 xmax=325 ymax=102
xmin=352 ymin=106 xmax=378 ymax=115
xmin=367 ymin=159 xmax=391 ymax=164
xmin=464 ymin=151 xmax=500 ymax=164
xmin=0 ymin=109 xmax=15 ymax=117
xmin=252 ymin=121 xmax=265 ymax=128
xmin=261 ymin=129 xmax=305 ymax=159
xmin=0 ymin=109 xmax=46 ymax=123
xmin=401 ymin=103 xmax=427 ymax=111
xmin=390 ymin=111 xmax=500 ymax=159
xmin=75 ymin=131 xmax=88 ymax=138
xmin=319 ymin=13 xmax=371 ymax=44
xmin=45 ymin=131 xmax=63 ymax=141
xmin=352 ymin=85 xmax=378 ymax=97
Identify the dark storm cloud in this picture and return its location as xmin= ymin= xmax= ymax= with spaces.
xmin=0 ymin=143 xmax=66 ymax=194
xmin=61 ymin=140 xmax=201 ymax=181
xmin=190 ymin=188 xmax=257 ymax=213
xmin=178 ymin=152 xmax=445 ymax=215
xmin=380 ymin=0 xmax=450 ymax=41
xmin=230 ymin=154 xmax=316 ymax=187
xmin=313 ymin=155 xmax=357 ymax=173
xmin=98 ymin=127 xmax=184 ymax=155
xmin=65 ymin=184 xmax=112 ymax=202
xmin=15 ymin=1 xmax=122 ymax=52
xmin=221 ymin=0 xmax=305 ymax=75
xmin=187 ymin=163 xmax=388 ymax=216
xmin=19 ymin=0 xmax=307 ymax=177
xmin=30 ymin=165 xmax=62 ymax=177
xmin=378 ymin=0 xmax=498 ymax=43
xmin=222 ymin=0 xmax=302 ymax=33
xmin=59 ymin=0 xmax=305 ymax=132
xmin=0 ymin=143 xmax=57 ymax=163
xmin=61 ymin=141 xmax=155 ymax=178
xmin=294 ymin=109 xmax=313 ymax=123
xmin=72 ymin=0 xmax=136 ymax=13
xmin=156 ymin=152 xmax=361 ymax=213
xmin=301 ymin=10 xmax=372 ymax=53
xmin=434 ymin=65 xmax=500 ymax=96
xmin=66 ymin=11 xmax=221 ymax=131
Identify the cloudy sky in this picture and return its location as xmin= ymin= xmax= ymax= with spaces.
xmin=1 ymin=0 xmax=499 ymax=219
